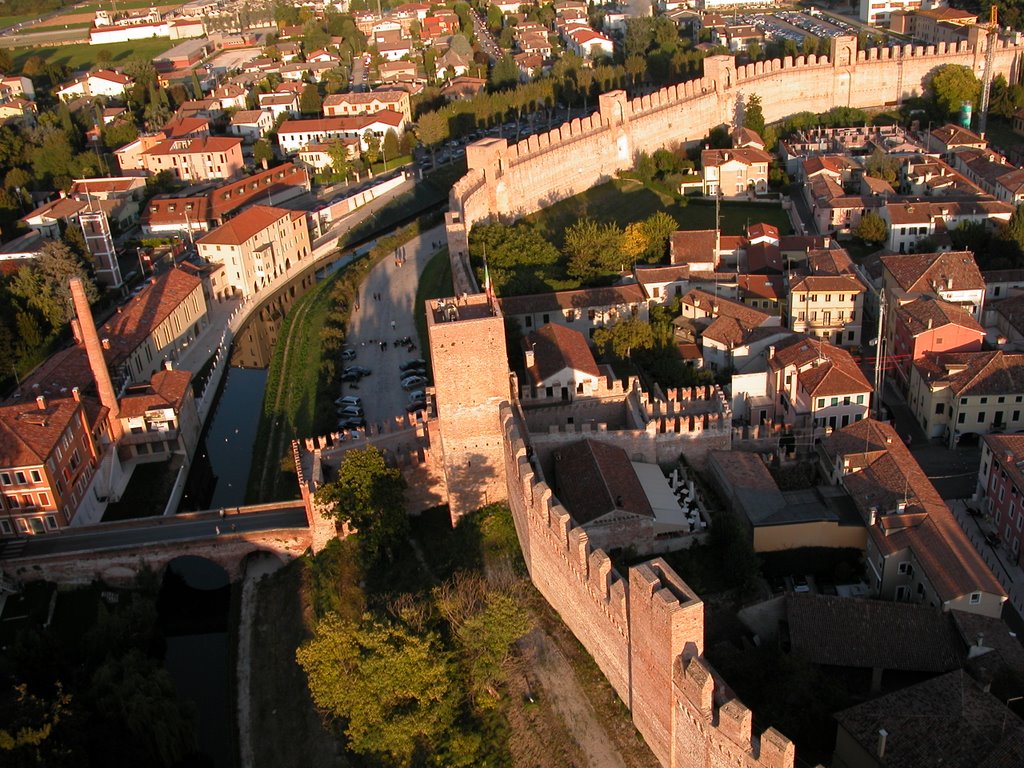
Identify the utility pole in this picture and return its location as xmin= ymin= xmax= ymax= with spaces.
xmin=874 ymin=288 xmax=886 ymax=420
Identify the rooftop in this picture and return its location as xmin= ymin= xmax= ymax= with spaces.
xmin=553 ymin=439 xmax=654 ymax=525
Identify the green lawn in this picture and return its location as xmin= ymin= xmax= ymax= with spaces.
xmin=414 ymin=248 xmax=453 ymax=377
xmin=524 ymin=178 xmax=792 ymax=247
xmin=11 ymin=37 xmax=171 ymax=71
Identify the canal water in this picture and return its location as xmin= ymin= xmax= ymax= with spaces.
xmin=158 ymin=556 xmax=232 ymax=767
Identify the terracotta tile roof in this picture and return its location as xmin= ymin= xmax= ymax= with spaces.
xmin=670 ymin=229 xmax=716 ymax=265
xmin=802 ymin=155 xmax=846 ymax=176
xmin=992 ymin=293 xmax=1024 ymax=335
xmin=895 ymin=296 xmax=984 ymax=337
xmin=737 ymin=274 xmax=784 ymax=300
xmin=789 ymin=273 xmax=866 ymax=293
xmin=823 ymin=418 xmax=1005 ymax=602
xmin=770 ymin=335 xmax=872 ymax=397
xmin=931 ymin=123 xmax=987 ymax=148
xmin=230 ymin=110 xmax=266 ymax=125
xmin=787 ymin=594 xmax=961 ymax=671
xmin=701 ymin=146 xmax=772 ymax=168
xmin=278 ymin=111 xmax=404 ymax=134
xmin=0 ymin=396 xmax=83 ymax=467
xmin=952 ymin=606 xmax=1024 ymax=675
xmin=881 ymin=250 xmax=985 ymax=293
xmin=498 ymin=284 xmax=645 ymax=316
xmin=807 ymin=247 xmax=855 ymax=275
xmin=142 ymin=136 xmax=242 ymax=156
xmin=708 ymin=450 xmax=785 ymax=524
xmin=746 ymin=242 xmax=782 ymax=273
xmin=197 ymin=205 xmax=300 ymax=247
xmin=780 ymin=234 xmax=830 ymax=253
xmin=525 ymin=323 xmax=599 ymax=385
xmin=553 ymin=439 xmax=653 ymax=525
xmin=681 ymin=288 xmax=769 ymax=330
xmin=119 ymin=369 xmax=193 ymax=418
xmin=915 ymin=351 xmax=1024 ymax=398
xmin=834 ymin=671 xmax=1024 ymax=768
xmin=323 ymin=90 xmax=406 ymax=106
xmin=100 ymin=269 xmax=204 ymax=365
xmin=163 ymin=117 xmax=210 ymax=138
xmin=746 ymin=222 xmax=778 ymax=241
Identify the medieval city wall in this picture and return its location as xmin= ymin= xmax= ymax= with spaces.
xmin=447 ymin=36 xmax=1024 ymax=295
xmin=500 ymin=403 xmax=795 ymax=768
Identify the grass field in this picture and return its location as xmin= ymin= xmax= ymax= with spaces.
xmin=525 ymin=179 xmax=793 ymax=246
xmin=11 ymin=36 xmax=171 ymax=70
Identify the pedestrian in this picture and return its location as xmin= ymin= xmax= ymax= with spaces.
xmin=391 ymin=320 xmax=396 ymax=330
xmin=215 ymin=525 xmax=221 ymax=535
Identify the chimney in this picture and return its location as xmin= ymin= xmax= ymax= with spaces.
xmin=946 ymin=277 xmax=953 ymax=290
xmin=869 ymin=506 xmax=878 ymax=525
xmin=69 ymin=277 xmax=121 ymax=439
xmin=101 ymin=338 xmax=111 ymax=350
xmin=524 ymin=343 xmax=536 ymax=369
xmin=35 ymin=395 xmax=46 ymax=410
xmin=767 ymin=345 xmax=776 ymax=360
xmin=877 ymin=729 xmax=888 ymax=759
xmin=927 ymin=317 xmax=933 ymax=330
xmin=164 ymin=359 xmax=174 ymax=371
xmin=71 ymin=318 xmax=83 ymax=344
xmin=72 ymin=387 xmax=80 ymax=402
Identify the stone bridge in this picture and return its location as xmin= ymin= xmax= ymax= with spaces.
xmin=0 ymin=503 xmax=314 ymax=586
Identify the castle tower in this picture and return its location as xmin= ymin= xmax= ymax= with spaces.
xmin=427 ymin=293 xmax=509 ymax=521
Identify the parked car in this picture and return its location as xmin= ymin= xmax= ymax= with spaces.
xmin=341 ymin=348 xmax=357 ymax=360
xmin=408 ymin=390 xmax=425 ymax=403
xmin=406 ymin=401 xmax=427 ymax=413
xmin=340 ymin=371 xmax=362 ymax=383
xmin=337 ymin=404 xmax=364 ymax=416
xmin=335 ymin=395 xmax=362 ymax=407
xmin=985 ymin=531 xmax=1001 ymax=547
xmin=401 ymin=375 xmax=428 ymax=390
xmin=399 ymin=358 xmax=427 ymax=372
xmin=792 ymin=575 xmax=811 ymax=594
xmin=344 ymin=365 xmax=372 ymax=377
xmin=337 ymin=416 xmax=367 ymax=430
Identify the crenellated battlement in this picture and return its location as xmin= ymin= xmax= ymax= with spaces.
xmin=518 ymin=372 xmax=640 ymax=404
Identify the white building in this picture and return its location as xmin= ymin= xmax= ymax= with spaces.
xmin=277 ymin=112 xmax=404 ymax=155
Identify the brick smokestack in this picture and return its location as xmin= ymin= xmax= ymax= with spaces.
xmin=69 ymin=277 xmax=121 ymax=439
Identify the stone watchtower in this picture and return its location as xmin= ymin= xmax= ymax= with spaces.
xmin=426 ymin=293 xmax=510 ymax=521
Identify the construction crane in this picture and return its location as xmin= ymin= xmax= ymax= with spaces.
xmin=978 ymin=5 xmax=999 ymax=137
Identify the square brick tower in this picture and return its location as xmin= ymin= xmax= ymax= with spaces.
xmin=427 ymin=293 xmax=510 ymax=520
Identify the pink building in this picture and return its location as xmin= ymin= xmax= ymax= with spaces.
xmin=891 ymin=297 xmax=985 ymax=390
xmin=977 ymin=433 xmax=1024 ymax=565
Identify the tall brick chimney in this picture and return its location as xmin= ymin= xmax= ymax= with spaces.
xmin=69 ymin=277 xmax=122 ymax=439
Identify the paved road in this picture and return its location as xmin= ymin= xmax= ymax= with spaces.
xmin=337 ymin=225 xmax=447 ymax=430
xmin=2 ymin=507 xmax=307 ymax=559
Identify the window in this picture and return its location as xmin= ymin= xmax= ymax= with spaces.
xmin=936 ymin=403 xmax=944 ymax=415
xmin=979 ymin=412 xmax=987 ymax=423
xmin=38 ymin=493 xmax=48 ymax=507
xmin=857 ymin=394 xmax=864 ymax=404
xmin=898 ymin=561 xmax=912 ymax=575
xmin=0 ymin=473 xmax=9 ymax=485
xmin=0 ymin=520 xmax=10 ymax=535
xmin=45 ymin=516 xmax=57 ymax=530
xmin=970 ymin=592 xmax=982 ymax=604
xmin=817 ymin=398 xmax=825 ymax=408
xmin=14 ymin=471 xmax=25 ymax=484
xmin=29 ymin=469 xmax=40 ymax=483
xmin=831 ymin=397 xmax=839 ymax=406
xmin=981 ymin=397 xmax=989 ymax=404
xmin=959 ymin=412 xmax=966 ymax=424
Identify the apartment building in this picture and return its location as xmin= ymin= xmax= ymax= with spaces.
xmin=701 ymin=146 xmax=771 ymax=197
xmin=821 ymin=418 xmax=1005 ymax=617
xmin=880 ymin=200 xmax=1014 ymax=253
xmin=277 ymin=112 xmax=405 ymax=155
xmin=197 ymin=205 xmax=311 ymax=299
xmin=977 ymin=434 xmax=1024 ymax=565
xmin=880 ymin=251 xmax=987 ymax=334
xmin=140 ymin=136 xmax=245 ymax=182
xmin=908 ymin=350 xmax=1024 ymax=446
xmin=117 ymin=368 xmax=201 ymax=465
xmin=788 ymin=273 xmax=866 ymax=347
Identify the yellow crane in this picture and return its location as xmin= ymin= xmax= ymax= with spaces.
xmin=978 ymin=5 xmax=999 ymax=136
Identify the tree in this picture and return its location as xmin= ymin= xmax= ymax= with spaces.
xmin=296 ymin=612 xmax=458 ymax=765
xmin=253 ymin=139 xmax=274 ymax=170
xmin=328 ymin=140 xmax=351 ymax=180
xmin=930 ymin=64 xmax=981 ymax=117
xmin=999 ymin=204 xmax=1024 ymax=259
xmin=593 ymin=317 xmax=655 ymax=359
xmin=449 ymin=33 xmax=473 ymax=58
xmin=641 ymin=211 xmax=676 ymax=263
xmin=103 ymin=120 xmax=139 ymax=151
xmin=855 ymin=211 xmax=888 ymax=246
xmin=416 ymin=110 xmax=449 ymax=164
xmin=362 ymin=130 xmax=380 ymax=168
xmin=31 ymin=129 xmax=75 ymax=186
xmin=621 ymin=222 xmax=649 ymax=266
xmin=564 ymin=218 xmax=624 ymax=281
xmin=744 ymin=94 xmax=765 ymax=137
xmin=10 ymin=241 xmax=98 ymax=331
xmin=299 ymin=84 xmax=322 ymax=116
xmin=865 ymin=147 xmax=899 ymax=184
xmin=489 ymin=54 xmax=519 ymax=92
xmin=313 ymin=446 xmax=408 ymax=564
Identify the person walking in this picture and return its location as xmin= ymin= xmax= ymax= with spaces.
xmin=391 ymin=320 xmax=396 ymax=330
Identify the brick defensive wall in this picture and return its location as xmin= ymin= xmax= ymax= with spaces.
xmin=446 ymin=33 xmax=1024 ymax=292
xmin=501 ymin=402 xmax=795 ymax=768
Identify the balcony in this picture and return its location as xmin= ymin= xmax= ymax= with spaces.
xmin=120 ymin=427 xmax=180 ymax=447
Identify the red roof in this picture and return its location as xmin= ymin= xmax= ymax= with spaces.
xmin=0 ymin=397 xmax=83 ymax=467
xmin=197 ymin=205 xmax=301 ymax=247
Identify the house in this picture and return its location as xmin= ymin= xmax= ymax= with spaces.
xmin=890 ymin=297 xmax=985 ymax=390
xmin=140 ymin=136 xmax=244 ymax=181
xmin=927 ymin=123 xmax=988 ymax=157
xmin=787 ymin=250 xmax=867 ymax=347
xmin=141 ymin=162 xmax=310 ymax=236
xmin=833 ymin=671 xmax=1024 ymax=768
xmin=56 ymin=70 xmax=134 ymax=101
xmin=670 ymin=229 xmax=719 ymax=270
xmin=737 ymin=274 xmax=786 ymax=316
xmin=297 ymin=139 xmax=359 ymax=172
xmin=521 ymin=323 xmax=601 ymax=401
xmin=0 ymin=74 xmax=35 ymax=101
xmin=701 ymin=146 xmax=771 ymax=197
xmin=880 ymin=250 xmax=986 ymax=337
xmin=565 ymin=27 xmax=615 ymax=59
xmin=707 ymin=450 xmax=865 ymax=552
xmin=0 ymin=98 xmax=36 ymax=126
xmin=498 ymin=284 xmax=650 ymax=338
xmin=0 ymin=394 xmax=102 ymax=538
xmin=679 ymin=288 xmax=786 ymax=372
xmin=307 ymin=49 xmax=342 ymax=64
xmin=163 ymin=116 xmax=210 ymax=139
xmin=258 ymin=93 xmax=300 ymax=121
xmin=322 ymin=89 xmax=412 ymax=125
xmin=378 ymin=61 xmax=418 ymax=83
xmin=436 ymin=49 xmax=471 ymax=79
xmin=152 ymin=38 xmax=210 ymax=72
xmin=117 ymin=367 xmax=200 ymax=466
xmin=820 ymin=418 xmax=1005 ymax=615
xmin=441 ymin=76 xmax=487 ymax=101
xmin=551 ymin=439 xmax=655 ymax=553
xmin=977 ymin=433 xmax=1024 ymax=566
xmin=880 ymin=199 xmax=1014 ymax=254
xmin=21 ymin=196 xmax=134 ymax=239
xmin=767 ymin=335 xmax=873 ymax=430
xmin=988 ymin=293 xmax=1024 ymax=351
xmin=953 ymin=147 xmax=1024 ymax=204
xmin=908 ymin=350 xmax=1024 ymax=446
xmin=277 ymin=112 xmax=405 ymax=155
xmin=196 ymin=205 xmax=312 ymax=299
xmin=228 ymin=109 xmax=273 ymax=142
xmin=210 ymin=84 xmax=249 ymax=110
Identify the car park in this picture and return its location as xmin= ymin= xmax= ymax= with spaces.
xmin=401 ymin=375 xmax=428 ymax=390
xmin=400 ymin=358 xmax=426 ymax=372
